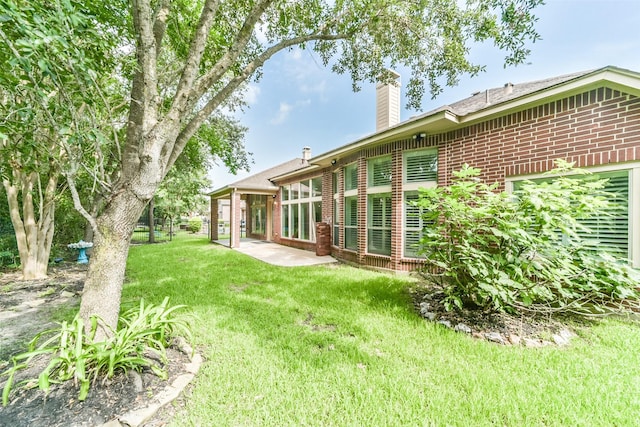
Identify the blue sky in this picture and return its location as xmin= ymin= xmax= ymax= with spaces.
xmin=209 ymin=0 xmax=640 ymax=189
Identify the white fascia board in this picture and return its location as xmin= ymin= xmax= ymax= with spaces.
xmin=309 ymin=111 xmax=458 ymax=167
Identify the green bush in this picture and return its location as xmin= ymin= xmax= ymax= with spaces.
xmin=187 ymin=217 xmax=202 ymax=233
xmin=414 ymin=161 xmax=640 ymax=315
xmin=1 ymin=297 xmax=192 ymax=405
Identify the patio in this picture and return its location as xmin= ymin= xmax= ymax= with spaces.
xmin=212 ymin=238 xmax=337 ymax=267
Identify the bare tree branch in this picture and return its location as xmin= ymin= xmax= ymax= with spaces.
xmin=64 ymin=170 xmax=99 ymax=234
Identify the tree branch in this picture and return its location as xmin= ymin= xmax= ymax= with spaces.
xmin=189 ymin=0 xmax=276 ymax=105
xmin=153 ymin=0 xmax=171 ymax=56
xmin=64 ymin=170 xmax=99 ymax=234
xmin=167 ymin=32 xmax=346 ymax=171
xmin=166 ymin=0 xmax=222 ymax=122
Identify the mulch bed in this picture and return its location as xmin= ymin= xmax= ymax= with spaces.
xmin=0 ymin=264 xmax=192 ymax=427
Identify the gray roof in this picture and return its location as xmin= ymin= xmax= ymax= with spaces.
xmin=421 ymin=69 xmax=595 ymax=118
xmin=209 ymin=158 xmax=308 ymax=197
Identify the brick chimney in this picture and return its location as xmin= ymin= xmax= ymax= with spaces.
xmin=376 ymin=70 xmax=401 ymax=132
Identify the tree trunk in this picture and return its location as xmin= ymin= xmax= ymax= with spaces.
xmin=148 ymin=198 xmax=155 ymax=243
xmin=3 ymin=172 xmax=56 ymax=280
xmin=79 ymin=189 xmax=148 ymax=340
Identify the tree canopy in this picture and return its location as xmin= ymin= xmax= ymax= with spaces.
xmin=2 ymin=0 xmax=544 ymax=337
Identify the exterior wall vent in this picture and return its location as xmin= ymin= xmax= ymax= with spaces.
xmin=504 ymin=82 xmax=514 ymax=95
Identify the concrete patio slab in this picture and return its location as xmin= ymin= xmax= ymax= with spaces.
xmin=213 ymin=239 xmax=338 ymax=267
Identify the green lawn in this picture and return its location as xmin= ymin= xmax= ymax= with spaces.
xmin=123 ymin=234 xmax=640 ymax=426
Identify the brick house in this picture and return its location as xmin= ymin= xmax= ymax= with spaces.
xmin=210 ymin=65 xmax=640 ymax=270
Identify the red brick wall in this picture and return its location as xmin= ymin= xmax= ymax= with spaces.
xmin=210 ymin=199 xmax=218 ymax=241
xmin=263 ymin=86 xmax=640 ymax=272
xmin=326 ymin=86 xmax=640 ymax=272
xmin=272 ymin=188 xmax=282 ymax=243
xmin=438 ymin=88 xmax=640 ymax=187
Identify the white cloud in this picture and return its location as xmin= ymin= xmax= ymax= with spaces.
xmin=300 ymin=80 xmax=327 ymax=96
xmin=270 ymin=102 xmax=293 ymax=124
xmin=270 ymin=99 xmax=312 ymax=125
xmin=243 ymin=84 xmax=261 ymax=106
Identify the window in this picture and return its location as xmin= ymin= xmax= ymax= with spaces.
xmin=403 ymin=149 xmax=438 ymax=258
xmin=368 ymin=156 xmax=392 ymax=187
xmin=333 ymin=172 xmax=340 ymax=246
xmin=281 ymin=177 xmax=322 ymax=241
xmin=300 ymin=180 xmax=310 ymax=199
xmin=367 ymin=156 xmax=392 ymax=255
xmin=312 ymin=177 xmax=322 ymax=197
xmin=344 ymin=163 xmax=358 ymax=191
xmin=249 ymin=195 xmax=266 ymax=235
xmin=344 ymin=196 xmax=358 ymax=250
xmin=300 ymin=202 xmax=309 ymax=240
xmin=404 ymin=192 xmax=431 ymax=258
xmin=368 ymin=193 xmax=391 ymax=255
xmin=513 ymin=170 xmax=630 ymax=259
xmin=333 ymin=198 xmax=340 ymax=246
xmin=405 ymin=150 xmax=437 ymax=183
xmin=282 ymin=203 xmax=289 ymax=238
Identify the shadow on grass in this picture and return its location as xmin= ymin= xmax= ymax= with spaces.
xmin=122 ymin=235 xmax=419 ymax=365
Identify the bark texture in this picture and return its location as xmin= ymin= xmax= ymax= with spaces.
xmin=3 ymin=171 xmax=56 ymax=280
xmin=79 ymin=189 xmax=148 ymax=340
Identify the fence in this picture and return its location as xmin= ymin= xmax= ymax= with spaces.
xmin=131 ymin=217 xmax=171 ymax=243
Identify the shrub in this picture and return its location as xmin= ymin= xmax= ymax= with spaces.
xmin=187 ymin=217 xmax=202 ymax=233
xmin=1 ymin=297 xmax=192 ymax=405
xmin=414 ymin=161 xmax=640 ymax=315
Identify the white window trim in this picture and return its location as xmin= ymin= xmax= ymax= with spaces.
xmin=505 ymin=161 xmax=640 ymax=268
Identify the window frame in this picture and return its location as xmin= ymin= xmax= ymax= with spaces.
xmin=281 ymin=177 xmax=323 ymax=242
xmin=402 ymin=149 xmax=438 ymax=258
xmin=366 ymin=155 xmax=392 ymax=256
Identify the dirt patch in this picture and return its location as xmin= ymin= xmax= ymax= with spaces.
xmin=0 ymin=264 xmax=194 ymax=427
xmin=0 ymin=264 xmax=86 ymax=361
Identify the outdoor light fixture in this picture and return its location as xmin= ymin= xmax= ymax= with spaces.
xmin=331 ymin=159 xmax=337 ymax=165
xmin=413 ymin=132 xmax=427 ymax=140
xmin=272 ymin=194 xmax=277 ymax=198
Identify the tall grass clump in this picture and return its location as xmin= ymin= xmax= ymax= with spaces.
xmin=1 ymin=297 xmax=191 ymax=404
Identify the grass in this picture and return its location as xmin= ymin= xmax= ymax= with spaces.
xmin=122 ymin=234 xmax=640 ymax=426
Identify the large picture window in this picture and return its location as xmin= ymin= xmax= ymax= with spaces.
xmin=281 ymin=178 xmax=322 ymax=242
